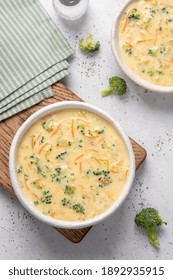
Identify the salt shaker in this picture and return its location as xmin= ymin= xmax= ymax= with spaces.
xmin=52 ymin=0 xmax=89 ymax=20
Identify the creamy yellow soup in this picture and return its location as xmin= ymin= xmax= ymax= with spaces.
xmin=16 ymin=109 xmax=129 ymax=221
xmin=119 ymin=0 xmax=173 ymax=86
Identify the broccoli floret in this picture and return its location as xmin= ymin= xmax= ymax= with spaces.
xmin=64 ymin=185 xmax=75 ymax=196
xmin=128 ymin=9 xmax=141 ymax=20
xmin=72 ymin=203 xmax=85 ymax=214
xmin=42 ymin=119 xmax=56 ymax=132
xmin=40 ymin=191 xmax=52 ymax=204
xmin=30 ymin=154 xmax=39 ymax=165
xmin=79 ymin=33 xmax=100 ymax=53
xmin=61 ymin=198 xmax=71 ymax=206
xmin=135 ymin=208 xmax=167 ymax=247
xmin=101 ymin=76 xmax=127 ymax=96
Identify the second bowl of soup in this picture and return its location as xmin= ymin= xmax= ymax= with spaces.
xmin=112 ymin=0 xmax=173 ymax=93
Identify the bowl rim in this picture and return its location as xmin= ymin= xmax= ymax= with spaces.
xmin=111 ymin=0 xmax=173 ymax=94
xmin=9 ymin=101 xmax=135 ymax=229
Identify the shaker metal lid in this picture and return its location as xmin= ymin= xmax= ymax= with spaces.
xmin=59 ymin=0 xmax=81 ymax=6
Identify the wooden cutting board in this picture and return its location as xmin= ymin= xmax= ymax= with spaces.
xmin=0 ymin=83 xmax=147 ymax=243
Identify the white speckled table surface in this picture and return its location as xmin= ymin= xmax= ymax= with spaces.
xmin=0 ymin=0 xmax=173 ymax=260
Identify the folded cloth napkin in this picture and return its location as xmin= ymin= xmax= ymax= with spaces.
xmin=0 ymin=61 xmax=69 ymax=111
xmin=0 ymin=0 xmax=74 ymax=121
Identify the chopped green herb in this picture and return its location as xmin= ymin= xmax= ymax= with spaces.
xmin=81 ymin=129 xmax=85 ymax=135
xmin=61 ymin=198 xmax=71 ymax=206
xmin=47 ymin=145 xmax=52 ymax=152
xmin=147 ymin=70 xmax=163 ymax=77
xmin=57 ymin=140 xmax=72 ymax=147
xmin=101 ymin=142 xmax=106 ymax=149
xmin=93 ymin=170 xmax=102 ymax=176
xmin=150 ymin=8 xmax=156 ymax=16
xmin=88 ymin=131 xmax=93 ymax=136
xmin=32 ymin=182 xmax=42 ymax=189
xmin=41 ymin=171 xmax=47 ymax=178
xmin=125 ymin=48 xmax=132 ymax=55
xmin=40 ymin=136 xmax=45 ymax=144
xmin=93 ymin=170 xmax=109 ymax=176
xmin=34 ymin=201 xmax=39 ymax=205
xmin=77 ymin=124 xmax=85 ymax=135
xmin=148 ymin=71 xmax=155 ymax=77
xmin=17 ymin=165 xmax=23 ymax=173
xmin=160 ymin=45 xmax=166 ymax=54
xmin=98 ymin=129 xmax=105 ymax=134
xmin=55 ymin=167 xmax=61 ymax=174
xmin=156 ymin=70 xmax=163 ymax=75
xmin=24 ymin=174 xmax=29 ymax=181
xmin=42 ymin=121 xmax=46 ymax=128
xmin=148 ymin=49 xmax=157 ymax=56
xmin=56 ymin=151 xmax=67 ymax=160
xmin=161 ymin=7 xmax=169 ymax=14
xmin=145 ymin=18 xmax=152 ymax=25
xmin=37 ymin=166 xmax=42 ymax=174
xmin=30 ymin=154 xmax=39 ymax=165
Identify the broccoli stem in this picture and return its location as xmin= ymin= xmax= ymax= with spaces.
xmin=101 ymin=88 xmax=114 ymax=96
xmin=146 ymin=227 xmax=160 ymax=247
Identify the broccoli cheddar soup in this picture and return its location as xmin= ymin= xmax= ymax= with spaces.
xmin=119 ymin=0 xmax=173 ymax=86
xmin=16 ymin=109 xmax=130 ymax=221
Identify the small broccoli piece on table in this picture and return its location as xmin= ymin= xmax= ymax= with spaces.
xmin=135 ymin=208 xmax=167 ymax=247
xmin=79 ymin=33 xmax=100 ymax=53
xmin=101 ymin=76 xmax=127 ymax=96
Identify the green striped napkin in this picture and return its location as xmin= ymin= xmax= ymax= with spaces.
xmin=0 ymin=0 xmax=74 ymax=121
xmin=0 ymin=87 xmax=54 ymax=122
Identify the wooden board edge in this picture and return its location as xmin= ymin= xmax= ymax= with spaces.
xmin=56 ymin=227 xmax=92 ymax=243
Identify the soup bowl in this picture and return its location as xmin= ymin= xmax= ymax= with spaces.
xmin=9 ymin=101 xmax=135 ymax=229
xmin=111 ymin=0 xmax=173 ymax=93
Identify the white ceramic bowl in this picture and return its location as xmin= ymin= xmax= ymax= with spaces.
xmin=111 ymin=0 xmax=173 ymax=94
xmin=9 ymin=101 xmax=135 ymax=229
